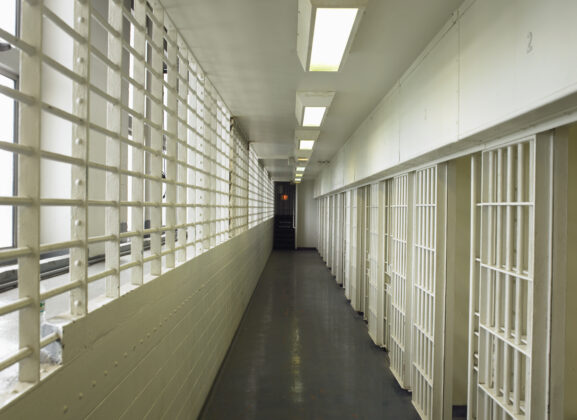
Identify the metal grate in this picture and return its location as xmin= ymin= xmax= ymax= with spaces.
xmin=383 ymin=178 xmax=394 ymax=350
xmin=468 ymin=140 xmax=537 ymax=420
xmin=411 ymin=166 xmax=438 ymax=419
xmin=389 ymin=173 xmax=413 ymax=389
xmin=344 ymin=190 xmax=351 ymax=298
xmin=367 ymin=183 xmax=380 ymax=344
xmin=0 ymin=0 xmax=273 ymax=392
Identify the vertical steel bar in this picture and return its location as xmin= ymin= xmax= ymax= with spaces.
xmin=164 ymin=23 xmax=177 ymax=269
xmin=70 ymin=0 xmax=90 ymax=316
xmin=105 ymin=0 xmax=122 ymax=298
xmin=131 ymin=0 xmax=146 ymax=285
xmin=18 ymin=0 xmax=43 ymax=383
xmin=149 ymin=2 xmax=164 ymax=276
xmin=176 ymin=38 xmax=188 ymax=263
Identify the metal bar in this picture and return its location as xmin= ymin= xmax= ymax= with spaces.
xmin=40 ymin=280 xmax=83 ymax=301
xmin=0 ymin=347 xmax=33 ymax=373
xmin=164 ymin=24 xmax=178 ymax=269
xmin=17 ymin=0 xmax=43 ymax=384
xmin=129 ymin=0 xmax=146 ymax=286
xmin=69 ymin=0 xmax=89 ymax=318
xmin=148 ymin=3 xmax=164 ymax=275
xmin=104 ymin=0 xmax=122 ymax=299
xmin=0 ymin=297 xmax=34 ymax=318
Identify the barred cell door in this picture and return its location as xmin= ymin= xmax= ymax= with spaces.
xmin=411 ymin=165 xmax=448 ymax=419
xmin=344 ymin=190 xmax=354 ymax=300
xmin=367 ymin=183 xmax=381 ymax=345
xmin=383 ymin=178 xmax=394 ymax=350
xmin=337 ymin=192 xmax=346 ymax=286
xmin=350 ymin=189 xmax=361 ymax=311
xmin=359 ymin=186 xmax=370 ymax=317
xmin=364 ymin=186 xmax=372 ymax=318
xmin=318 ymin=198 xmax=324 ymax=257
xmin=468 ymin=137 xmax=554 ymax=420
xmin=389 ymin=173 xmax=413 ymax=389
xmin=323 ymin=197 xmax=331 ymax=267
xmin=331 ymin=194 xmax=339 ymax=277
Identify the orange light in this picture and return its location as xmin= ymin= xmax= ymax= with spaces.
xmin=281 ymin=194 xmax=289 ymax=201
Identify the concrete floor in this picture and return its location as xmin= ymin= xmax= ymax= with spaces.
xmin=200 ymin=250 xmax=419 ymax=420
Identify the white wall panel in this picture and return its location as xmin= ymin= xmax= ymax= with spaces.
xmin=315 ymin=0 xmax=577 ymax=198
xmin=399 ymin=23 xmax=459 ymax=162
xmin=459 ymin=0 xmax=577 ymax=138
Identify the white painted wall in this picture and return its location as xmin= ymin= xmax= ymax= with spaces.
xmin=315 ymin=0 xmax=577 ymax=196
xmin=296 ymin=181 xmax=317 ymax=248
xmin=0 ymin=221 xmax=273 ymax=419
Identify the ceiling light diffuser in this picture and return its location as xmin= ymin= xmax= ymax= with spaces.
xmin=303 ymin=107 xmax=326 ymax=127
xmin=296 ymin=0 xmax=367 ymax=72
xmin=299 ymin=140 xmax=315 ymax=150
xmin=309 ymin=8 xmax=358 ymax=71
xmin=296 ymin=92 xmax=334 ymax=127
xmin=296 ymin=166 xmax=306 ymax=172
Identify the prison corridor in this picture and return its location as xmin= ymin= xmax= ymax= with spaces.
xmin=199 ymin=250 xmax=419 ymax=420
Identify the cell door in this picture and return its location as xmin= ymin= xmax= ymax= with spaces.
xmin=468 ymin=137 xmax=553 ymax=420
xmin=336 ymin=193 xmax=345 ymax=285
xmin=344 ymin=190 xmax=353 ymax=300
xmin=390 ymin=173 xmax=413 ymax=389
xmin=357 ymin=186 xmax=370 ymax=316
xmin=325 ymin=196 xmax=331 ymax=264
xmin=367 ymin=183 xmax=381 ymax=345
xmin=331 ymin=194 xmax=338 ymax=276
xmin=363 ymin=186 xmax=371 ymax=318
xmin=318 ymin=198 xmax=324 ymax=257
xmin=411 ymin=165 xmax=448 ymax=419
xmin=349 ymin=189 xmax=360 ymax=310
xmin=383 ymin=178 xmax=394 ymax=350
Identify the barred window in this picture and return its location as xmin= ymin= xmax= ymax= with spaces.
xmin=0 ymin=0 xmax=273 ymax=403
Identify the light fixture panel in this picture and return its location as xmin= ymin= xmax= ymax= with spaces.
xmin=295 ymin=91 xmax=334 ymax=126
xmin=309 ymin=8 xmax=358 ymax=71
xmin=303 ymin=107 xmax=326 ymax=126
xmin=299 ymin=140 xmax=315 ymax=150
xmin=297 ymin=0 xmax=368 ymax=72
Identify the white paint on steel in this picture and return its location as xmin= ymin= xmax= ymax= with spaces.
xmin=389 ymin=173 xmax=413 ymax=389
xmin=0 ymin=0 xmax=274 ymax=398
xmin=367 ymin=183 xmax=380 ymax=345
xmin=468 ymin=138 xmax=551 ymax=419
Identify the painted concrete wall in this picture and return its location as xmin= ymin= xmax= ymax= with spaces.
xmin=315 ymin=0 xmax=577 ymax=196
xmin=0 ymin=221 xmax=273 ymax=419
xmin=296 ymin=181 xmax=318 ymax=248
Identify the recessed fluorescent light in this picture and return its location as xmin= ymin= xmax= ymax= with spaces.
xmin=309 ymin=8 xmax=358 ymax=72
xmin=296 ymin=166 xmax=305 ymax=172
xmin=299 ymin=140 xmax=315 ymax=150
xmin=303 ymin=106 xmax=326 ymax=127
xmin=297 ymin=157 xmax=308 ymax=162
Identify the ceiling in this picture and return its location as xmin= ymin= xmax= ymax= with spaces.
xmin=161 ymin=0 xmax=463 ymax=181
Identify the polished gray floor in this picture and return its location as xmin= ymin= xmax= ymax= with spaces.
xmin=199 ymin=250 xmax=419 ymax=420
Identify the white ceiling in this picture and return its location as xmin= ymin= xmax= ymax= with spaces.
xmin=161 ymin=0 xmax=463 ymax=181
